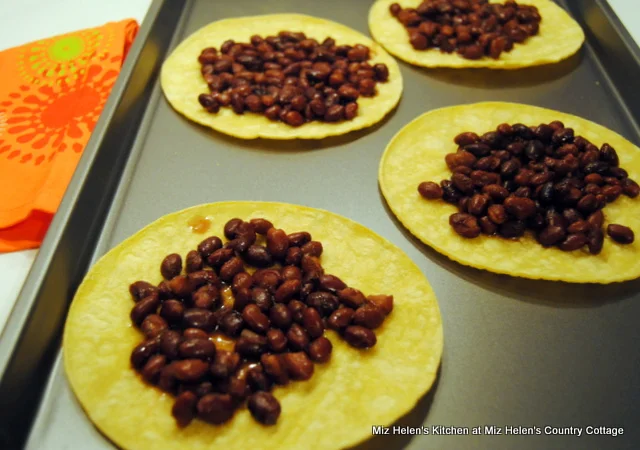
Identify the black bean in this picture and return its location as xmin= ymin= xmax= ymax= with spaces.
xmin=507 ymin=142 xmax=525 ymax=156
xmin=467 ymin=194 xmax=490 ymax=216
xmin=131 ymin=337 xmax=160 ymax=369
xmin=219 ymin=257 xmax=244 ymax=282
xmin=608 ymin=167 xmax=628 ymax=179
xmin=159 ymin=330 xmax=181 ymax=360
xmin=567 ymin=220 xmax=591 ymax=235
xmin=182 ymin=308 xmax=216 ymax=331
xmin=198 ymin=236 xmax=223 ymax=259
xmin=602 ymin=185 xmax=623 ymax=202
xmin=287 ymin=231 xmax=311 ymax=247
xmin=535 ymin=124 xmax=554 ymax=142
xmin=160 ymin=300 xmax=184 ymax=324
xmin=270 ymin=303 xmax=293 ymax=330
xmin=281 ymin=265 xmax=302 ymax=281
xmin=449 ymin=213 xmax=481 ymax=238
xmin=253 ymin=269 xmax=282 ymax=292
xmin=318 ymin=274 xmax=347 ymax=293
xmin=327 ymin=307 xmax=354 ymax=330
xmin=172 ymin=392 xmax=198 ymax=427
xmin=185 ymin=250 xmax=203 ymax=273
xmin=487 ymin=204 xmax=508 ymax=224
xmin=465 ymin=143 xmax=491 ymax=157
xmin=373 ymin=63 xmax=389 ymax=81
xmin=179 ymin=338 xmax=216 ymax=360
xmin=576 ymin=194 xmax=598 ymax=214
xmin=607 ymin=224 xmax=634 ymax=244
xmin=227 ymin=372 xmax=250 ymax=399
xmin=129 ymin=281 xmax=157 ymax=301
xmin=261 ymin=354 xmax=289 ymax=385
xmin=353 ymin=304 xmax=385 ymax=329
xmin=418 ymin=181 xmax=443 ymax=199
xmin=236 ymin=329 xmax=268 ymax=358
xmin=301 ymin=307 xmax=324 ymax=338
xmin=266 ymin=328 xmax=288 ymax=353
xmin=441 ymin=180 xmax=462 ymax=204
xmin=226 ymin=232 xmax=256 ymax=254
xmin=499 ymin=220 xmax=526 ymax=238
xmin=161 ymin=254 xmax=182 ymax=279
xmin=537 ymin=226 xmax=566 ymax=247
xmin=524 ymin=140 xmax=544 ymax=161
xmin=504 ymin=196 xmax=536 ymax=220
xmin=512 ymin=123 xmax=534 ymax=139
xmin=287 ymin=323 xmax=310 ymax=351
xmin=131 ymin=294 xmax=161 ymax=325
xmin=480 ymin=131 xmax=504 ymax=149
xmin=242 ymin=304 xmax=270 ymax=334
xmin=622 ymin=178 xmax=640 ymax=198
xmin=172 ymin=359 xmax=209 ymax=383
xmin=454 ymin=132 xmax=479 ymax=146
xmin=537 ymin=182 xmax=555 ymax=205
xmin=587 ymin=229 xmax=604 ymax=255
xmin=249 ymin=218 xmax=274 ymax=235
xmin=600 ymin=143 xmax=619 ymax=166
xmin=210 ymin=350 xmax=240 ymax=379
xmin=141 ymin=314 xmax=168 ymax=339
xmin=197 ymin=394 xmax=235 ymax=424
xmin=562 ymin=208 xmax=582 ymax=224
xmin=218 ymin=310 xmax=244 ymax=337
xmin=282 ymin=352 xmax=314 ymax=380
xmin=301 ymin=241 xmax=323 ymax=257
xmin=207 ymin=248 xmax=234 ymax=269
xmin=307 ymin=336 xmax=332 ymax=363
xmin=233 ymin=287 xmax=252 ymax=312
xmin=343 ymin=326 xmax=376 ymax=349
xmin=306 ymin=291 xmax=340 ymax=316
xmin=584 ymin=161 xmax=609 ymax=175
xmin=247 ymin=365 xmax=271 ymax=392
xmin=559 ymin=233 xmax=588 ymax=251
xmin=267 ymin=228 xmax=290 ymax=260
xmin=183 ymin=328 xmax=208 ymax=340
xmin=233 ymin=272 xmax=253 ymax=292
xmin=288 ymin=299 xmax=306 ymax=323
xmin=551 ymin=128 xmax=574 ymax=145
xmin=248 ymin=392 xmax=281 ymax=425
xmin=244 ymin=245 xmax=273 ymax=268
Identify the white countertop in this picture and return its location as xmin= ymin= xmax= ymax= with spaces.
xmin=0 ymin=0 xmax=637 ymax=332
xmin=0 ymin=0 xmax=153 ymax=331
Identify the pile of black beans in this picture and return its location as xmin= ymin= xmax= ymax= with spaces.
xmin=418 ymin=121 xmax=638 ymax=252
xmin=389 ymin=0 xmax=541 ymax=60
xmin=197 ymin=31 xmax=390 ymax=126
xmin=128 ymin=217 xmax=393 ymax=427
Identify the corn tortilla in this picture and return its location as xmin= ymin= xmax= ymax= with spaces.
xmin=64 ymin=202 xmax=443 ymax=450
xmin=368 ymin=0 xmax=585 ymax=69
xmin=161 ymin=14 xmax=403 ymax=140
xmin=379 ymin=102 xmax=640 ymax=283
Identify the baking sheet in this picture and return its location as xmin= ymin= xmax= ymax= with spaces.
xmin=1 ymin=0 xmax=639 ymax=448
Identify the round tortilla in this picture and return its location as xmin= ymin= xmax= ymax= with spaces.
xmin=161 ymin=14 xmax=403 ymax=140
xmin=379 ymin=102 xmax=640 ymax=283
xmin=368 ymin=0 xmax=585 ymax=69
xmin=64 ymin=202 xmax=443 ymax=450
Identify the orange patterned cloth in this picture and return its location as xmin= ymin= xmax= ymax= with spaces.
xmin=0 ymin=19 xmax=139 ymax=252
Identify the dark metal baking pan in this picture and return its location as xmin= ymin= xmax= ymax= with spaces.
xmin=1 ymin=0 xmax=639 ymax=448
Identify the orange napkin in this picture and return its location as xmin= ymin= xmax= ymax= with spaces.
xmin=0 ymin=19 xmax=139 ymax=252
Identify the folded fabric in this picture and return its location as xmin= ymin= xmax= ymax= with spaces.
xmin=0 ymin=19 xmax=139 ymax=252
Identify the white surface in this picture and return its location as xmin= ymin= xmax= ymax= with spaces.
xmin=0 ymin=0 xmax=638 ymax=332
xmin=0 ymin=249 xmax=38 ymax=332
xmin=0 ymin=0 xmax=153 ymax=332
xmin=0 ymin=0 xmax=153 ymax=52
xmin=608 ymin=0 xmax=640 ymax=44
